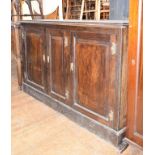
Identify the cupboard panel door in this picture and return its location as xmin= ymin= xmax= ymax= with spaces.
xmin=46 ymin=29 xmax=72 ymax=105
xmin=23 ymin=26 xmax=46 ymax=92
xmin=72 ymin=32 xmax=121 ymax=127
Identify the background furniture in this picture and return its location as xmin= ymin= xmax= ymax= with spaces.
xmin=11 ymin=0 xmax=43 ymax=20
xmin=64 ymin=0 xmax=82 ymax=19
xmin=64 ymin=0 xmax=110 ymax=20
xmin=100 ymin=0 xmax=110 ymax=19
xmin=80 ymin=0 xmax=99 ymax=20
xmin=11 ymin=0 xmax=23 ymax=88
xmin=126 ymin=0 xmax=143 ymax=147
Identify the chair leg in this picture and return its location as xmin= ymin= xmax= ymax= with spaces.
xmin=96 ymin=0 xmax=100 ymax=20
xmin=84 ymin=2 xmax=88 ymax=19
xmin=25 ymin=0 xmax=34 ymax=19
xmin=38 ymin=0 xmax=44 ymax=19
xmin=58 ymin=0 xmax=63 ymax=20
xmin=65 ymin=0 xmax=69 ymax=19
xmin=14 ymin=26 xmax=22 ymax=89
xmin=80 ymin=0 xmax=85 ymax=20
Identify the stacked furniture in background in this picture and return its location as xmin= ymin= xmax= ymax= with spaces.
xmin=64 ymin=0 xmax=110 ymax=20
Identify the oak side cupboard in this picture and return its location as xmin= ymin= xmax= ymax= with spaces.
xmin=20 ymin=20 xmax=128 ymax=149
xmin=12 ymin=0 xmax=143 ymax=151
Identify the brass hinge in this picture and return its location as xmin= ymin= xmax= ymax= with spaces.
xmin=42 ymin=55 xmax=50 ymax=63
xmin=65 ymin=90 xmax=69 ymax=99
xmin=131 ymin=59 xmax=135 ymax=65
xmin=111 ymin=42 xmax=117 ymax=55
xmin=70 ymin=62 xmax=74 ymax=72
xmin=64 ymin=36 xmax=68 ymax=47
xmin=43 ymin=54 xmax=45 ymax=62
xmin=47 ymin=55 xmax=50 ymax=63
xmin=108 ymin=110 xmax=114 ymax=121
xmin=24 ymin=72 xmax=27 ymax=79
xmin=21 ymin=32 xmax=25 ymax=39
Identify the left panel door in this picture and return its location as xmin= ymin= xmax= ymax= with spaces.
xmin=22 ymin=26 xmax=46 ymax=92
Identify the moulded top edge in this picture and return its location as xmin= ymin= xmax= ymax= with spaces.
xmin=17 ymin=19 xmax=129 ymax=26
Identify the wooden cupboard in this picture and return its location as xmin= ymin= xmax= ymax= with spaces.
xmin=22 ymin=26 xmax=46 ymax=92
xmin=20 ymin=20 xmax=128 ymax=148
xmin=71 ymin=30 xmax=128 ymax=130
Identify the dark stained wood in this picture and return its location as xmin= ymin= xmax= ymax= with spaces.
xmin=22 ymin=26 xmax=46 ymax=92
xmin=119 ymin=27 xmax=128 ymax=130
xmin=48 ymin=32 xmax=66 ymax=97
xmin=46 ymin=29 xmax=72 ymax=105
xmin=72 ymin=32 xmax=112 ymax=127
xmin=20 ymin=20 xmax=128 ymax=147
xmin=72 ymin=29 xmax=128 ymax=130
xmin=126 ymin=0 xmax=143 ymax=147
xmin=76 ymin=37 xmax=110 ymax=116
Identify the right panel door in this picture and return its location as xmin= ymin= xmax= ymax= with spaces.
xmin=71 ymin=31 xmax=121 ymax=128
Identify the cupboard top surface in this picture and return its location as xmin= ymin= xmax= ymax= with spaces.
xmin=18 ymin=20 xmax=128 ymax=28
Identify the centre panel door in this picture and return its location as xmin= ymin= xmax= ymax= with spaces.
xmin=71 ymin=31 xmax=120 ymax=127
xmin=46 ymin=29 xmax=72 ymax=105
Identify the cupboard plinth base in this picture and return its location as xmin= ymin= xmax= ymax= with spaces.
xmin=23 ymin=82 xmax=126 ymax=147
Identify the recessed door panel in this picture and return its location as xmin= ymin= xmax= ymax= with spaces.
xmin=76 ymin=42 xmax=109 ymax=116
xmin=23 ymin=27 xmax=46 ymax=92
xmin=46 ymin=29 xmax=72 ymax=105
xmin=72 ymin=32 xmax=119 ymax=126
xmin=50 ymin=36 xmax=65 ymax=98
